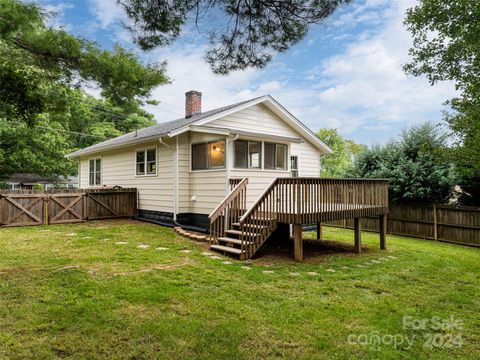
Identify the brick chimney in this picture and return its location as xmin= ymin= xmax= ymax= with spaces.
xmin=185 ymin=90 xmax=202 ymax=118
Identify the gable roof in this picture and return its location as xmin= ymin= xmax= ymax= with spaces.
xmin=66 ymin=95 xmax=331 ymax=158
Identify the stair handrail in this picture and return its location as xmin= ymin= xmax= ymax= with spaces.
xmin=239 ymin=178 xmax=278 ymax=224
xmin=209 ymin=177 xmax=248 ymax=222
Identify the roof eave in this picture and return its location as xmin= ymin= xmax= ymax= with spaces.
xmin=65 ymin=134 xmax=166 ymax=159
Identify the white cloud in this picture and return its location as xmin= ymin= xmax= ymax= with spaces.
xmin=143 ymin=46 xmax=260 ymax=120
xmin=87 ymin=0 xmax=125 ymax=29
xmin=38 ymin=1 xmax=74 ymax=30
xmin=303 ymin=0 xmax=455 ymax=137
xmin=147 ymin=1 xmax=451 ymax=143
xmin=76 ymin=0 xmax=455 ymax=145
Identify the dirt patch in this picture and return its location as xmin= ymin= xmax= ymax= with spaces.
xmin=252 ymin=238 xmax=372 ymax=265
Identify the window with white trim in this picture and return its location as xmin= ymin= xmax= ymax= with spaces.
xmin=136 ymin=148 xmax=157 ymax=175
xmin=264 ymin=143 xmax=287 ymax=170
xmin=234 ymin=140 xmax=261 ymax=169
xmin=89 ymin=158 xmax=101 ymax=186
xmin=191 ymin=140 xmax=225 ymax=170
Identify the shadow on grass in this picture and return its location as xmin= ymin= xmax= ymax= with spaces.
xmin=253 ymin=236 xmax=374 ymax=264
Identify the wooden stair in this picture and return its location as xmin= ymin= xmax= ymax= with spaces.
xmin=208 ymin=178 xmax=278 ymax=260
xmin=209 ymin=222 xmax=265 ymax=260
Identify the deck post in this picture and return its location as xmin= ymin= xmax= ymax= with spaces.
xmin=354 ymin=217 xmax=361 ymax=254
xmin=316 ymin=222 xmax=322 ymax=240
xmin=293 ymin=224 xmax=303 ymax=262
xmin=379 ymin=214 xmax=387 ymax=250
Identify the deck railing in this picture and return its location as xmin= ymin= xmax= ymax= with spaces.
xmin=208 ymin=178 xmax=248 ymax=244
xmin=238 ymin=178 xmax=389 ymax=258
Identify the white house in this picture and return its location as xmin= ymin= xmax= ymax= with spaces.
xmin=67 ymin=91 xmax=332 ymax=232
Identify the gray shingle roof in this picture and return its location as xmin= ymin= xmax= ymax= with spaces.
xmin=67 ymin=97 xmax=263 ymax=158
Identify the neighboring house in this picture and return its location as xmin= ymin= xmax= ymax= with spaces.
xmin=67 ymin=91 xmax=332 ymax=231
xmin=5 ymin=173 xmax=78 ymax=190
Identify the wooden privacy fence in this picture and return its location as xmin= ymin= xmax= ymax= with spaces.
xmin=0 ymin=188 xmax=137 ymax=227
xmin=325 ymin=203 xmax=480 ymax=247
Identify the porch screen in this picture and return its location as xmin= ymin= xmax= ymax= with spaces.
xmin=234 ymin=140 xmax=261 ymax=168
xmin=192 ymin=140 xmax=225 ymax=170
xmin=264 ymin=143 xmax=287 ymax=170
xmin=192 ymin=143 xmax=207 ymax=170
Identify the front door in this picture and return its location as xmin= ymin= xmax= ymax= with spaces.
xmin=290 ymin=155 xmax=298 ymax=178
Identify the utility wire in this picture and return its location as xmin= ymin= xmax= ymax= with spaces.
xmin=7 ymin=120 xmax=113 ymax=140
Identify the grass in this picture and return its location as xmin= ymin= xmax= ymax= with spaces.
xmin=0 ymin=220 xmax=479 ymax=359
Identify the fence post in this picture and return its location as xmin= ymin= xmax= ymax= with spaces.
xmin=45 ymin=195 xmax=49 ymax=225
xmin=433 ymin=204 xmax=438 ymax=241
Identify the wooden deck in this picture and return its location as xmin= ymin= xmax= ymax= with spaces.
xmin=209 ymin=178 xmax=389 ymax=261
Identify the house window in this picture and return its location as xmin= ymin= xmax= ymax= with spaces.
xmin=10 ymin=183 xmax=20 ymax=190
xmin=136 ymin=148 xmax=157 ymax=176
xmin=290 ymin=155 xmax=299 ymax=177
xmin=89 ymin=158 xmax=101 ymax=186
xmin=191 ymin=140 xmax=225 ymax=170
xmin=234 ymin=140 xmax=261 ymax=168
xmin=264 ymin=143 xmax=287 ymax=170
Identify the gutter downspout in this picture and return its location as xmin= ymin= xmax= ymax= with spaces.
xmin=159 ymin=137 xmax=178 ymax=221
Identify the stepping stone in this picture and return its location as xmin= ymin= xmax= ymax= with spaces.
xmin=307 ymin=272 xmax=319 ymax=276
xmin=180 ymin=249 xmax=192 ymax=253
xmin=370 ymin=260 xmax=381 ymax=264
xmin=289 ymin=272 xmax=301 ymax=276
xmin=156 ymin=247 xmax=169 ymax=251
xmin=326 ymin=269 xmax=336 ymax=273
xmin=116 ymin=241 xmax=128 ymax=245
xmin=66 ymin=233 xmax=77 ymax=236
xmin=137 ymin=244 xmax=150 ymax=249
xmin=355 ymin=264 xmax=365 ymax=268
xmin=262 ymin=270 xmax=274 ymax=274
xmin=379 ymin=257 xmax=390 ymax=261
xmin=222 ymin=261 xmax=232 ymax=265
xmin=241 ymin=266 xmax=251 ymax=270
xmin=387 ymin=256 xmax=397 ymax=259
xmin=210 ymin=255 xmax=222 ymax=259
xmin=341 ymin=266 xmax=350 ymax=270
xmin=83 ymin=236 xmax=93 ymax=239
xmin=39 ymin=229 xmax=51 ymax=232
xmin=201 ymin=252 xmax=213 ymax=256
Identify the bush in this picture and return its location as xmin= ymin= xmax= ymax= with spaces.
xmin=347 ymin=123 xmax=457 ymax=203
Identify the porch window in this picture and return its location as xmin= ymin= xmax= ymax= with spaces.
xmin=264 ymin=143 xmax=287 ymax=170
xmin=89 ymin=158 xmax=101 ymax=186
xmin=192 ymin=140 xmax=225 ymax=170
xmin=234 ymin=140 xmax=261 ymax=168
xmin=136 ymin=148 xmax=157 ymax=175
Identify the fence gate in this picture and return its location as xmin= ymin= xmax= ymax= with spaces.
xmin=0 ymin=193 xmax=45 ymax=226
xmin=48 ymin=193 xmax=85 ymax=224
xmin=1 ymin=188 xmax=137 ymax=228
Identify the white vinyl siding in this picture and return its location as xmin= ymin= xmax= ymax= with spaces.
xmin=79 ymin=140 xmax=174 ymax=212
xmin=188 ymin=131 xmax=228 ymax=214
xmin=209 ymin=103 xmax=321 ymax=177
xmin=177 ymin=133 xmax=191 ymax=214
xmin=77 ymin=103 xmax=321 ymax=216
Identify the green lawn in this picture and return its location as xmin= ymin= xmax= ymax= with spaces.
xmin=0 ymin=220 xmax=479 ymax=359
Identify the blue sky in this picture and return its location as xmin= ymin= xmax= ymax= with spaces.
xmin=37 ymin=0 xmax=455 ymax=145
